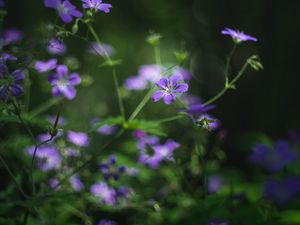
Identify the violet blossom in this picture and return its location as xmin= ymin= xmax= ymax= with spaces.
xmin=249 ymin=141 xmax=297 ymax=172
xmin=44 ymin=0 xmax=83 ymax=23
xmin=221 ymin=27 xmax=257 ymax=43
xmin=90 ymin=182 xmax=116 ymax=205
xmin=70 ymin=175 xmax=84 ymax=191
xmin=67 ymin=131 xmax=89 ymax=147
xmin=89 ymin=42 xmax=115 ymax=57
xmin=35 ymin=59 xmax=57 ymax=73
xmin=99 ymin=155 xmax=126 ymax=181
xmin=47 ymin=38 xmax=67 ymax=55
xmin=48 ymin=65 xmax=81 ymax=100
xmin=152 ymin=74 xmax=189 ymax=105
xmin=82 ymin=0 xmax=112 ymax=13
xmin=98 ymin=220 xmax=117 ymax=225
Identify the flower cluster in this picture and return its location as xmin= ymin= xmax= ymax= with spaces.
xmin=134 ymin=131 xmax=181 ymax=169
xmin=99 ymin=155 xmax=127 ymax=180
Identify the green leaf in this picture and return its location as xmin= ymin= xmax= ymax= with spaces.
xmin=0 ymin=114 xmax=51 ymax=128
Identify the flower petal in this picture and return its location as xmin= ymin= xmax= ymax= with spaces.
xmin=156 ymin=77 xmax=168 ymax=89
xmin=56 ymin=65 xmax=68 ymax=77
xmin=68 ymin=73 xmax=81 ymax=85
xmin=61 ymin=85 xmax=76 ymax=100
xmin=151 ymin=90 xmax=165 ymax=102
xmin=175 ymin=83 xmax=188 ymax=93
xmin=169 ymin=73 xmax=182 ymax=86
xmin=163 ymin=93 xmax=175 ymax=104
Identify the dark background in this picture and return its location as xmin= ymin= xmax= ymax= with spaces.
xmin=4 ymin=0 xmax=300 ymax=149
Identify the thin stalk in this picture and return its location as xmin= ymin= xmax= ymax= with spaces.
xmin=224 ymin=44 xmax=237 ymax=83
xmin=29 ymin=97 xmax=62 ymax=117
xmin=0 ymin=154 xmax=29 ymax=198
xmin=203 ymin=59 xmax=250 ymax=106
xmin=127 ymin=87 xmax=155 ymax=122
xmin=155 ymin=114 xmax=184 ymax=123
xmin=113 ymin=68 xmax=125 ymax=119
xmin=154 ymin=44 xmax=162 ymax=65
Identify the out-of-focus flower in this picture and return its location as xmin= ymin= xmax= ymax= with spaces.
xmin=82 ymin=0 xmax=112 ymax=13
xmin=173 ymin=67 xmax=192 ymax=80
xmin=47 ymin=38 xmax=67 ymax=55
xmin=124 ymin=76 xmax=147 ymax=90
xmin=47 ymin=115 xmax=66 ymax=126
xmin=35 ymin=59 xmax=57 ymax=73
xmin=67 ymin=131 xmax=89 ymax=147
xmin=0 ymin=0 xmax=5 ymax=7
xmin=98 ymin=219 xmax=117 ymax=225
xmin=90 ymin=182 xmax=116 ymax=205
xmin=139 ymin=139 xmax=180 ymax=169
xmin=182 ymin=94 xmax=202 ymax=105
xmin=48 ymin=65 xmax=81 ymax=100
xmin=27 ymin=146 xmax=61 ymax=171
xmin=249 ymin=141 xmax=297 ymax=172
xmin=221 ymin=27 xmax=257 ymax=43
xmin=208 ymin=220 xmax=228 ymax=225
xmin=89 ymin=42 xmax=114 ymax=57
xmin=70 ymin=175 xmax=84 ymax=191
xmin=49 ymin=178 xmax=59 ymax=188
xmin=196 ymin=114 xmax=220 ymax=131
xmin=139 ymin=64 xmax=165 ymax=83
xmin=91 ymin=118 xmax=118 ymax=135
xmin=117 ymin=186 xmax=133 ymax=201
xmin=152 ymin=74 xmax=188 ymax=105
xmin=207 ymin=175 xmax=224 ymax=193
xmin=264 ymin=176 xmax=300 ymax=205
xmin=0 ymin=28 xmax=23 ymax=46
xmin=44 ymin=0 xmax=83 ymax=23
xmin=99 ymin=155 xmax=126 ymax=181
xmin=0 ymin=66 xmax=25 ymax=102
xmin=0 ymin=53 xmax=17 ymax=63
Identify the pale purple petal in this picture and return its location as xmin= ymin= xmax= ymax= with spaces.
xmin=175 ymin=83 xmax=188 ymax=93
xmin=151 ymin=90 xmax=165 ymax=102
xmin=68 ymin=73 xmax=81 ymax=85
xmin=163 ymin=93 xmax=175 ymax=104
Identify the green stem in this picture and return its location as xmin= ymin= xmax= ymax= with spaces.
xmin=154 ymin=44 xmax=162 ymax=65
xmin=112 ymin=68 xmax=125 ymax=119
xmin=155 ymin=114 xmax=184 ymax=123
xmin=224 ymin=44 xmax=237 ymax=83
xmin=0 ymin=154 xmax=29 ymax=198
xmin=29 ymin=97 xmax=62 ymax=117
xmin=203 ymin=59 xmax=250 ymax=106
xmin=128 ymin=87 xmax=155 ymax=122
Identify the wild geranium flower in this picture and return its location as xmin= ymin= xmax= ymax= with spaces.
xmin=98 ymin=220 xmax=117 ymax=225
xmin=35 ymin=59 xmax=57 ymax=73
xmin=264 ymin=177 xmax=300 ymax=205
xmin=47 ymin=38 xmax=67 ymax=55
xmin=44 ymin=0 xmax=83 ymax=23
xmin=0 ymin=66 xmax=25 ymax=102
xmin=0 ymin=53 xmax=17 ymax=63
xmin=70 ymin=175 xmax=84 ymax=191
xmin=124 ymin=76 xmax=147 ymax=90
xmin=0 ymin=28 xmax=23 ymax=47
xmin=67 ymin=131 xmax=89 ymax=147
xmin=208 ymin=175 xmax=224 ymax=193
xmin=152 ymin=74 xmax=188 ymax=104
xmin=27 ymin=146 xmax=61 ymax=171
xmin=139 ymin=64 xmax=165 ymax=83
xmin=249 ymin=141 xmax=297 ymax=172
xmin=47 ymin=115 xmax=66 ymax=126
xmin=48 ymin=65 xmax=81 ymax=100
xmin=139 ymin=139 xmax=180 ymax=169
xmin=99 ymin=155 xmax=126 ymax=181
xmin=196 ymin=114 xmax=220 ymax=131
xmin=173 ymin=67 xmax=192 ymax=80
xmin=221 ymin=27 xmax=257 ymax=43
xmin=91 ymin=118 xmax=118 ymax=135
xmin=89 ymin=42 xmax=114 ymax=57
xmin=82 ymin=0 xmax=112 ymax=13
xmin=90 ymin=182 xmax=116 ymax=205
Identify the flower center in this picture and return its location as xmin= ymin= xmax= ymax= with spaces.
xmin=57 ymin=4 xmax=69 ymax=14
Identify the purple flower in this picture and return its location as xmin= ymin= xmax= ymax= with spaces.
xmin=98 ymin=219 xmax=117 ymax=225
xmin=139 ymin=139 xmax=180 ymax=169
xmin=182 ymin=94 xmax=202 ymax=105
xmin=67 ymin=131 xmax=89 ymax=147
xmin=49 ymin=178 xmax=59 ymax=188
xmin=35 ymin=59 xmax=57 ymax=73
xmin=82 ymin=0 xmax=112 ymax=13
xmin=48 ymin=65 xmax=81 ymax=100
xmin=90 ymin=182 xmax=116 ymax=205
xmin=44 ymin=0 xmax=83 ymax=23
xmin=173 ymin=67 xmax=192 ymax=80
xmin=249 ymin=141 xmax=297 ymax=172
xmin=264 ymin=177 xmax=300 ymax=205
xmin=152 ymin=74 xmax=189 ymax=104
xmin=47 ymin=38 xmax=67 ymax=55
xmin=47 ymin=115 xmax=66 ymax=126
xmin=27 ymin=146 xmax=61 ymax=171
xmin=0 ymin=0 xmax=5 ymax=7
xmin=184 ymin=103 xmax=216 ymax=117
xmin=0 ymin=28 xmax=23 ymax=46
xmin=138 ymin=64 xmax=165 ymax=83
xmin=70 ymin=175 xmax=84 ymax=191
xmin=99 ymin=155 xmax=126 ymax=181
xmin=136 ymin=134 xmax=160 ymax=151
xmin=89 ymin=42 xmax=114 ymax=57
xmin=197 ymin=114 xmax=220 ymax=131
xmin=97 ymin=125 xmax=117 ymax=135
xmin=0 ymin=66 xmax=25 ymax=102
xmin=208 ymin=175 xmax=224 ymax=193
xmin=124 ymin=76 xmax=147 ymax=90
xmin=0 ymin=53 xmax=17 ymax=63
xmin=221 ymin=27 xmax=257 ymax=43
